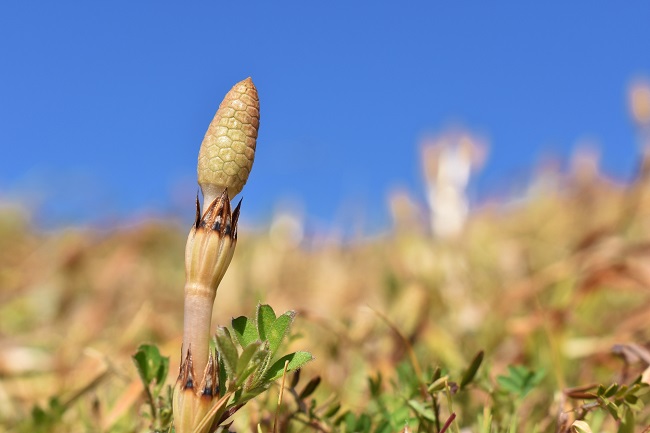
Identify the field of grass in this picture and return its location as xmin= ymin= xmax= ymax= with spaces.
xmin=1 ymin=154 xmax=650 ymax=432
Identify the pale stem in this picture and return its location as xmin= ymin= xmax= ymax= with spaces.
xmin=200 ymin=186 xmax=219 ymax=211
xmin=182 ymin=282 xmax=216 ymax=383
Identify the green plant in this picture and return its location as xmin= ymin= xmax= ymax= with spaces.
xmin=132 ymin=344 xmax=173 ymax=432
xmin=566 ymin=374 xmax=650 ymax=433
xmin=154 ymin=77 xmax=312 ymax=433
xmin=174 ymin=304 xmax=311 ymax=433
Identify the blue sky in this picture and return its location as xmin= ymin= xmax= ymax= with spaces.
xmin=1 ymin=2 xmax=649 ymax=229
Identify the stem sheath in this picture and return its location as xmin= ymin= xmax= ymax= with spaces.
xmin=182 ymin=282 xmax=216 ymax=382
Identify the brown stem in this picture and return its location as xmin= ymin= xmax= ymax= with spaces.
xmin=182 ymin=282 xmax=216 ymax=383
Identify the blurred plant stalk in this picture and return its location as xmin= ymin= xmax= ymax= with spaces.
xmin=421 ymin=131 xmax=486 ymax=239
xmin=175 ymin=77 xmax=259 ymax=433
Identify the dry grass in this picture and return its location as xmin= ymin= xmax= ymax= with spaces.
xmin=1 ymin=155 xmax=650 ymax=432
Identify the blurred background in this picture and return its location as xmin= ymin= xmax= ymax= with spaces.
xmin=3 ymin=2 xmax=650 ymax=432
xmin=1 ymin=1 xmax=649 ymax=231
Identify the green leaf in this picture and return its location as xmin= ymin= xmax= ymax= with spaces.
xmin=636 ymin=383 xmax=649 ymax=396
xmin=356 ymin=413 xmax=372 ymax=433
xmin=390 ymin=405 xmax=411 ymax=428
xmin=624 ymin=394 xmax=637 ymax=405
xmin=236 ymin=342 xmax=263 ymax=377
xmin=264 ymin=351 xmax=314 ymax=382
xmin=368 ymin=373 xmax=382 ymax=397
xmin=571 ymin=420 xmax=593 ymax=433
xmin=249 ymin=350 xmax=274 ymax=389
xmin=132 ymin=344 xmax=169 ymax=393
xmin=236 ymin=342 xmax=269 ymax=387
xmin=615 ymin=385 xmax=628 ymax=399
xmin=256 ymin=304 xmax=277 ymax=341
xmin=299 ymin=376 xmax=321 ymax=399
xmin=308 ymin=398 xmax=318 ymax=417
xmin=155 ymin=360 xmax=169 ymax=394
xmin=333 ymin=410 xmax=350 ymax=427
xmin=268 ymin=311 xmax=295 ymax=356
xmin=617 ymin=407 xmax=634 ymax=433
xmin=497 ymin=375 xmax=520 ymax=394
xmin=342 ymin=411 xmax=356 ymax=431
xmin=604 ymin=383 xmax=619 ymax=398
xmin=324 ymin=402 xmax=341 ymax=418
xmin=375 ymin=420 xmax=393 ymax=433
xmin=497 ymin=365 xmax=545 ymax=398
xmin=428 ymin=375 xmax=449 ymax=393
xmin=508 ymin=366 xmax=527 ymax=384
xmin=290 ymin=369 xmax=301 ymax=388
xmin=232 ymin=315 xmax=259 ymax=347
xmin=217 ymin=352 xmax=227 ymax=397
xmin=32 ymin=405 xmax=48 ymax=425
xmin=215 ymin=327 xmax=238 ymax=376
xmin=396 ymin=360 xmax=420 ymax=392
xmin=407 ymin=399 xmax=436 ymax=422
xmin=460 ymin=350 xmax=484 ymax=390
xmin=431 ymin=366 xmax=442 ymax=382
xmin=133 ymin=344 xmax=160 ymax=384
xmin=31 ymin=396 xmax=65 ymax=426
xmin=604 ymin=400 xmax=620 ymax=420
xmin=526 ymin=369 xmax=546 ymax=394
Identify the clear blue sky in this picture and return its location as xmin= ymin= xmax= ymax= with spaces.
xmin=1 ymin=2 xmax=648 ymax=229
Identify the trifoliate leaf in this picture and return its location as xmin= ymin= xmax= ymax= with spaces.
xmin=232 ymin=315 xmax=259 ymax=347
xmin=264 ymin=351 xmax=314 ymax=382
xmin=215 ymin=327 xmax=238 ymax=376
xmin=256 ymin=304 xmax=277 ymax=341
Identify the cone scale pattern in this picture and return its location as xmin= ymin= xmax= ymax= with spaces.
xmin=198 ymin=77 xmax=259 ymax=205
